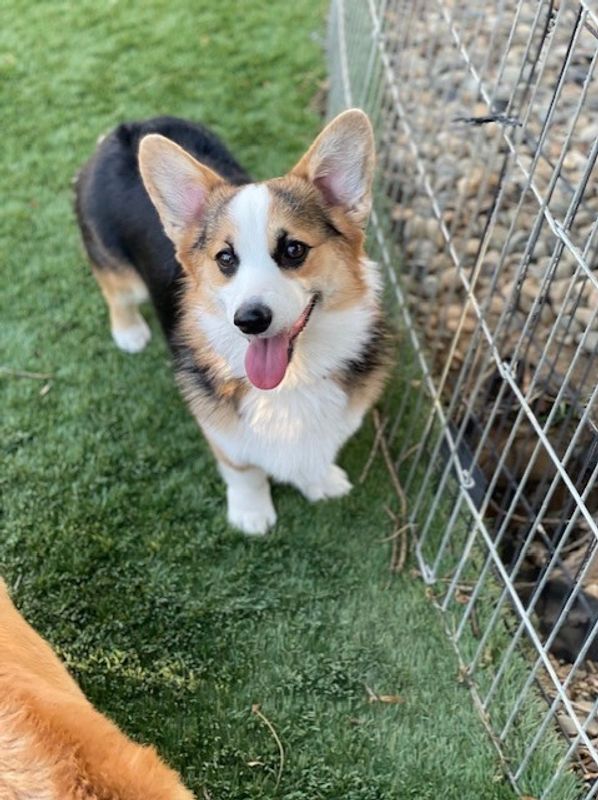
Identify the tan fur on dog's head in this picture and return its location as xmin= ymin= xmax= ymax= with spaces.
xmin=138 ymin=108 xmax=375 ymax=279
xmin=0 ymin=578 xmax=194 ymax=800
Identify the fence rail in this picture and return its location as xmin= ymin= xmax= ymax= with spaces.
xmin=328 ymin=0 xmax=598 ymax=796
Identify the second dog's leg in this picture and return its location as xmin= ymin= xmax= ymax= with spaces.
xmin=93 ymin=266 xmax=152 ymax=354
xmin=218 ymin=462 xmax=276 ymax=536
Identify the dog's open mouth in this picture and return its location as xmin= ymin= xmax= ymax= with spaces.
xmin=244 ymin=293 xmax=320 ymax=390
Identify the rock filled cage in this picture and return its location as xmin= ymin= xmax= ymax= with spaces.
xmin=327 ymin=0 xmax=598 ymax=796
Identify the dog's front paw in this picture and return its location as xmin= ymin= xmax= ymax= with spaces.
xmin=228 ymin=501 xmax=277 ymax=536
xmin=112 ymin=319 xmax=151 ymax=354
xmin=300 ymin=465 xmax=353 ymax=502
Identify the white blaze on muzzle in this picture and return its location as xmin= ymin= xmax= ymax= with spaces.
xmin=224 ymin=184 xmax=312 ymax=390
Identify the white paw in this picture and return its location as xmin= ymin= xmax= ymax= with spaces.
xmin=227 ymin=502 xmax=277 ymax=536
xmin=112 ymin=320 xmax=151 ymax=353
xmin=300 ymin=465 xmax=353 ymax=502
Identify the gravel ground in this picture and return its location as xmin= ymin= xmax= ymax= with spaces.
xmin=383 ymin=1 xmax=596 ymax=396
xmin=379 ymin=0 xmax=597 ymax=626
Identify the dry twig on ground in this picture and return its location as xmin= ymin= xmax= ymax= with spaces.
xmin=372 ymin=409 xmax=412 ymax=572
xmin=251 ymin=703 xmax=285 ymax=791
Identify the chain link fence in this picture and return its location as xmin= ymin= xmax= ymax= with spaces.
xmin=327 ymin=0 xmax=598 ymax=796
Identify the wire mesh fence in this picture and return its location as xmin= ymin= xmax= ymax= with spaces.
xmin=327 ymin=0 xmax=598 ymax=796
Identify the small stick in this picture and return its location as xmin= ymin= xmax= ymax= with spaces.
xmin=469 ymin=604 xmax=481 ymax=638
xmin=358 ymin=414 xmax=388 ymax=484
xmin=380 ymin=521 xmax=414 ymax=543
xmin=373 ymin=409 xmax=408 ymax=522
xmin=379 ymin=430 xmax=412 ymax=576
xmin=390 ymin=523 xmax=411 ymax=573
xmin=384 ymin=509 xmax=413 ymax=574
xmin=252 ymin=704 xmax=285 ymax=791
xmin=364 ymin=684 xmax=379 ymax=702
xmin=390 ymin=533 xmax=401 ymax=575
xmin=384 ymin=504 xmax=398 ymax=524
xmin=0 ymin=366 xmax=54 ymax=380
xmin=397 ymin=441 xmax=420 ymax=469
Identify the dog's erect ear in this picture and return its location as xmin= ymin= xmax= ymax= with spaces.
xmin=291 ymin=109 xmax=375 ymax=228
xmin=138 ymin=134 xmax=222 ymax=244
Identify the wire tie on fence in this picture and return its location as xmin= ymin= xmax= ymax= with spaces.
xmin=498 ymin=359 xmax=519 ymax=381
xmin=452 ymin=114 xmax=522 ymax=127
xmin=459 ymin=469 xmax=475 ymax=490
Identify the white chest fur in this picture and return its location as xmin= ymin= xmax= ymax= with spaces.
xmin=205 ymin=378 xmax=363 ymax=486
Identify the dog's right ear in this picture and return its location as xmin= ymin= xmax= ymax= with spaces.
xmin=138 ymin=134 xmax=222 ymax=244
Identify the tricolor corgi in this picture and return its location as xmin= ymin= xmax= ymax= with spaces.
xmin=75 ymin=110 xmax=389 ymax=535
xmin=0 ymin=578 xmax=193 ymax=799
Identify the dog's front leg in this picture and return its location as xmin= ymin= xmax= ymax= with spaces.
xmin=294 ymin=463 xmax=353 ymax=503
xmin=217 ymin=461 xmax=276 ymax=536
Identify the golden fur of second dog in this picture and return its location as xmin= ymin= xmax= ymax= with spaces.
xmin=0 ymin=578 xmax=194 ymax=800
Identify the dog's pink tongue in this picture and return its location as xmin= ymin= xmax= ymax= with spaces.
xmin=245 ymin=332 xmax=291 ymax=390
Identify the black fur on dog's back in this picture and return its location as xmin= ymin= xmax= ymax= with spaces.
xmin=75 ymin=116 xmax=251 ymax=338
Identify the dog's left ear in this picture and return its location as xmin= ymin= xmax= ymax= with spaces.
xmin=291 ymin=108 xmax=375 ymax=228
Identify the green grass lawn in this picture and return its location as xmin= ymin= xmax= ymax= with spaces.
xmin=0 ymin=2 xmax=572 ymax=798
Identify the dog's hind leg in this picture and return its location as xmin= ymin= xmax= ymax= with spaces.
xmin=92 ymin=266 xmax=152 ymax=354
xmin=75 ymin=166 xmax=152 ymax=354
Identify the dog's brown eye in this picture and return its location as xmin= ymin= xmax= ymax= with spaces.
xmin=275 ymin=237 xmax=309 ymax=269
xmin=273 ymin=232 xmax=311 ymax=269
xmin=215 ymin=249 xmax=238 ymax=276
xmin=285 ymin=241 xmax=307 ymax=261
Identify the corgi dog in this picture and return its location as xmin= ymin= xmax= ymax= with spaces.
xmin=75 ymin=110 xmax=389 ymax=535
xmin=0 ymin=578 xmax=194 ymax=800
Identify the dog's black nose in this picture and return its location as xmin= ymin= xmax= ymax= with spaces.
xmin=234 ymin=303 xmax=273 ymax=335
